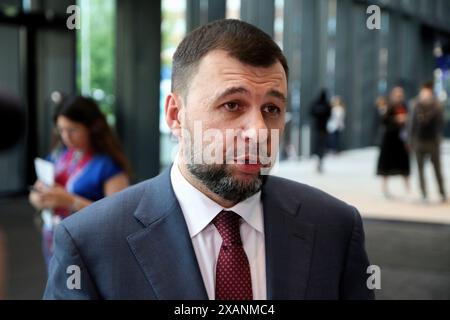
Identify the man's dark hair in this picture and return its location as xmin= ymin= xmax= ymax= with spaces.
xmin=421 ymin=81 xmax=434 ymax=91
xmin=172 ymin=19 xmax=289 ymax=97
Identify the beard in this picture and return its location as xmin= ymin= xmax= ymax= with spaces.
xmin=181 ymin=120 xmax=271 ymax=202
xmin=186 ymin=163 xmax=263 ymax=203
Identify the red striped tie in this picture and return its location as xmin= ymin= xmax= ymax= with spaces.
xmin=213 ymin=210 xmax=253 ymax=300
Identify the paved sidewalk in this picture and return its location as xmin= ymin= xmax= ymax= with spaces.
xmin=276 ymin=141 xmax=450 ymax=225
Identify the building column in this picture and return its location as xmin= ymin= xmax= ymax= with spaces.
xmin=335 ymin=0 xmax=355 ymax=150
xmin=186 ymin=0 xmax=226 ymax=32
xmin=282 ymin=0 xmax=302 ymax=158
xmin=240 ymin=0 xmax=275 ymax=37
xmin=349 ymin=2 xmax=380 ymax=148
xmin=116 ymin=0 xmax=161 ymax=181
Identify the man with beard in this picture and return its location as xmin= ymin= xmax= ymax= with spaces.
xmin=44 ymin=19 xmax=374 ymax=300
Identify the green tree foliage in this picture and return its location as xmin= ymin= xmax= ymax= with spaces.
xmin=77 ymin=0 xmax=115 ymax=121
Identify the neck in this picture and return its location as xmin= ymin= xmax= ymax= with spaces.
xmin=73 ymin=146 xmax=92 ymax=155
xmin=177 ymin=161 xmax=237 ymax=208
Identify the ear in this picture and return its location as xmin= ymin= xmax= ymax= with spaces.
xmin=165 ymin=93 xmax=183 ymax=138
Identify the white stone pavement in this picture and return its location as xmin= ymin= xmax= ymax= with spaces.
xmin=275 ymin=141 xmax=450 ymax=225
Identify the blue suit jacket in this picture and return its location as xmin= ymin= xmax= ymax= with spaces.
xmin=43 ymin=166 xmax=375 ymax=299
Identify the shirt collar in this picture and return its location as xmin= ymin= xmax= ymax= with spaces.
xmin=170 ymin=156 xmax=263 ymax=238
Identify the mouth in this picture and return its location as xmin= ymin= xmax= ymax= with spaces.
xmin=231 ymin=156 xmax=268 ymax=174
xmin=222 ymin=152 xmax=272 ymax=174
xmin=234 ymin=162 xmax=262 ymax=174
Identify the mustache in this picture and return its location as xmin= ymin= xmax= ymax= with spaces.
xmin=224 ymin=154 xmax=271 ymax=165
xmin=225 ymin=142 xmax=272 ymax=164
xmin=184 ymin=146 xmax=273 ymax=165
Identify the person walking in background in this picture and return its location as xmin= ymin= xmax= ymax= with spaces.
xmin=28 ymin=96 xmax=131 ymax=267
xmin=376 ymin=86 xmax=411 ymax=198
xmin=373 ymin=96 xmax=388 ymax=146
xmin=327 ymin=96 xmax=346 ymax=154
xmin=410 ymin=82 xmax=447 ymax=203
xmin=310 ymin=89 xmax=332 ymax=173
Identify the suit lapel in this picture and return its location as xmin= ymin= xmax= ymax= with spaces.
xmin=262 ymin=177 xmax=316 ymax=299
xmin=126 ymin=167 xmax=208 ymax=299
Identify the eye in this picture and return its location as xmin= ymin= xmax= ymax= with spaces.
xmin=222 ymin=102 xmax=241 ymax=112
xmin=58 ymin=127 xmax=77 ymax=135
xmin=262 ymin=105 xmax=281 ymax=116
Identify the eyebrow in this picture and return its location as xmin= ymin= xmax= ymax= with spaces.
xmin=267 ymin=89 xmax=287 ymax=102
xmin=213 ymin=86 xmax=287 ymax=103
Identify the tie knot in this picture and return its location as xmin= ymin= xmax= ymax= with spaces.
xmin=213 ymin=210 xmax=242 ymax=246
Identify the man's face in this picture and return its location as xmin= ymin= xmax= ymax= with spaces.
xmin=174 ymin=50 xmax=287 ymax=202
xmin=419 ymin=88 xmax=434 ymax=104
xmin=56 ymin=116 xmax=90 ymax=151
xmin=390 ymin=87 xmax=405 ymax=104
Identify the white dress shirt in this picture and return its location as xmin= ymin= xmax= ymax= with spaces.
xmin=170 ymin=160 xmax=267 ymax=300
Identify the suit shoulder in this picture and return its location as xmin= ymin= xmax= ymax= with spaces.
xmin=265 ymin=175 xmax=359 ymax=226
xmin=60 ymin=178 xmax=150 ymax=237
xmin=266 ymin=175 xmax=352 ymax=208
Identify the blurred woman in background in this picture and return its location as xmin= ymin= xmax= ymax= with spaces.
xmin=327 ymin=96 xmax=346 ymax=154
xmin=373 ymin=96 xmax=388 ymax=146
xmin=376 ymin=87 xmax=411 ymax=198
xmin=29 ymin=95 xmax=131 ymax=267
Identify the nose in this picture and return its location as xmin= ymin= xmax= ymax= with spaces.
xmin=241 ymin=108 xmax=269 ymax=144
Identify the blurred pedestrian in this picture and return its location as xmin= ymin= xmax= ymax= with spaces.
xmin=310 ymin=89 xmax=332 ymax=173
xmin=373 ymin=96 xmax=388 ymax=146
xmin=28 ymin=95 xmax=131 ymax=267
xmin=327 ymin=96 xmax=346 ymax=154
xmin=376 ymin=86 xmax=411 ymax=197
xmin=410 ymin=82 xmax=447 ymax=203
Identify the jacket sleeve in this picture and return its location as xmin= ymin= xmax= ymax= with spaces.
xmin=339 ymin=208 xmax=376 ymax=300
xmin=43 ymin=223 xmax=100 ymax=300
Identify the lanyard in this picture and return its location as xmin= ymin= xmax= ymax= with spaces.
xmin=56 ymin=149 xmax=93 ymax=188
